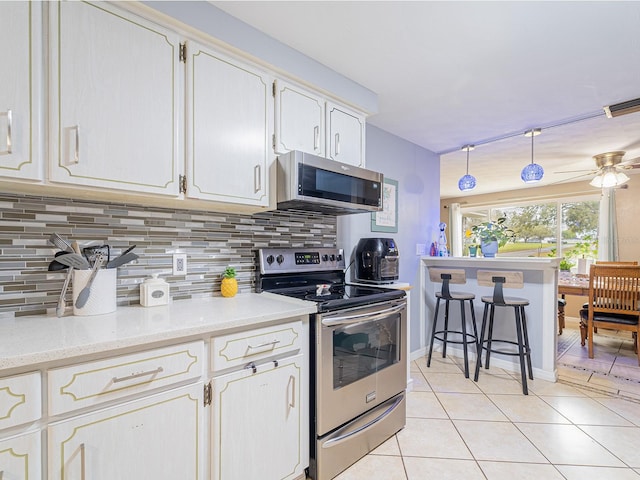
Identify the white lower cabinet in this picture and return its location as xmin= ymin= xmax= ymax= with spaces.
xmin=0 ymin=430 xmax=41 ymax=480
xmin=211 ymin=355 xmax=305 ymax=480
xmin=48 ymin=383 xmax=203 ymax=480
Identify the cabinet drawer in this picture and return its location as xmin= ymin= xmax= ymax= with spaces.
xmin=211 ymin=320 xmax=302 ymax=373
xmin=48 ymin=341 xmax=204 ymax=416
xmin=0 ymin=371 xmax=41 ymax=430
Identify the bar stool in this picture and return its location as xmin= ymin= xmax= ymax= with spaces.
xmin=474 ymin=270 xmax=533 ymax=394
xmin=427 ymin=268 xmax=478 ymax=378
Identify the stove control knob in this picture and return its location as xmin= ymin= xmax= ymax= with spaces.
xmin=276 ymin=254 xmax=285 ymax=264
xmin=266 ymin=255 xmax=275 ymax=265
xmin=329 ymin=254 xmax=336 ymax=261
xmin=336 ymin=254 xmax=343 ymax=261
xmin=322 ymin=254 xmax=329 ymax=262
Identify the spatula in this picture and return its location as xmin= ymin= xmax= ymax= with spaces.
xmin=106 ymin=252 xmax=139 ymax=269
xmin=55 ymin=253 xmax=90 ymax=270
xmin=74 ymin=254 xmax=106 ymax=309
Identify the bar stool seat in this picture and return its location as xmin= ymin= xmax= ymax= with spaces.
xmin=428 ymin=268 xmax=479 ymax=378
xmin=474 ymin=270 xmax=533 ymax=394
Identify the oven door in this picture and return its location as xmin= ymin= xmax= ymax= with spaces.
xmin=316 ymin=298 xmax=407 ymax=435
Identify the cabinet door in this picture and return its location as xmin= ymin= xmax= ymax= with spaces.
xmin=326 ymin=102 xmax=366 ymax=167
xmin=48 ymin=1 xmax=182 ymax=196
xmin=0 ymin=1 xmax=42 ymax=181
xmin=0 ymin=430 xmax=41 ymax=480
xmin=274 ymin=80 xmax=325 ymax=156
xmin=211 ymin=355 xmax=304 ymax=480
xmin=48 ymin=383 xmax=203 ymax=480
xmin=186 ymin=41 xmax=271 ymax=206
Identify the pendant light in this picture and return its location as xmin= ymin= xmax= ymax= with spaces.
xmin=521 ymin=128 xmax=544 ymax=183
xmin=458 ymin=145 xmax=477 ymax=191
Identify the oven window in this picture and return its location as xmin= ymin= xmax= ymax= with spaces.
xmin=332 ymin=314 xmax=400 ymax=389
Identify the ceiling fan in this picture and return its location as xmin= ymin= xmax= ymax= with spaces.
xmin=555 ymin=151 xmax=640 ymax=188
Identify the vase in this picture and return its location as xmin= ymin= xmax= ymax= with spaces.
xmin=481 ymin=240 xmax=499 ymax=258
xmin=469 ymin=246 xmax=477 ymax=257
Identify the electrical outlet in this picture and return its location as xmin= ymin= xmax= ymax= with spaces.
xmin=173 ymin=253 xmax=187 ymax=276
xmin=416 ymin=243 xmax=427 ymax=256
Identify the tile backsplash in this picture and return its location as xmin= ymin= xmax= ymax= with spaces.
xmin=0 ymin=193 xmax=337 ymax=318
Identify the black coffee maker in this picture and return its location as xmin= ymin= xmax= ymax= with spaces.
xmin=354 ymin=238 xmax=399 ymax=284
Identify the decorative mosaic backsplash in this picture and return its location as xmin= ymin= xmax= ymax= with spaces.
xmin=0 ymin=193 xmax=337 ymax=318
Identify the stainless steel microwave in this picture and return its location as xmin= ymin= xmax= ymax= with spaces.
xmin=276 ymin=151 xmax=383 ymax=215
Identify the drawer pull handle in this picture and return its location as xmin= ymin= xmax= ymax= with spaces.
xmin=73 ymin=124 xmax=80 ymax=164
xmin=112 ymin=366 xmax=164 ymax=384
xmin=313 ymin=125 xmax=319 ymax=150
xmin=80 ymin=443 xmax=86 ymax=480
xmin=247 ymin=340 xmax=280 ymax=350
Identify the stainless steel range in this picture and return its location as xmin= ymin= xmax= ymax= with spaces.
xmin=257 ymin=247 xmax=407 ymax=480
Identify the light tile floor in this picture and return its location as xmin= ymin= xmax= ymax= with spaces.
xmin=333 ymin=320 xmax=640 ymax=480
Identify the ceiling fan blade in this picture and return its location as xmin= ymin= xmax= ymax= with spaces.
xmin=553 ymin=168 xmax=598 ymax=174
xmin=548 ymin=171 xmax=597 ymax=185
xmin=619 ymin=155 xmax=640 ymax=169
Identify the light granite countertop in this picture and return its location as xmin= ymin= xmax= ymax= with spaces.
xmin=0 ymin=293 xmax=316 ymax=372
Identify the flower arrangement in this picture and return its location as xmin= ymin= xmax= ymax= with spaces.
xmin=471 ymin=217 xmax=516 ymax=248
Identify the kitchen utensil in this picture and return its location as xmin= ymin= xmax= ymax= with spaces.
xmin=83 ymin=245 xmax=110 ymax=266
xmin=55 ymin=253 xmax=90 ymax=270
xmin=74 ymin=254 xmax=106 ymax=309
xmin=48 ymin=233 xmax=73 ymax=252
xmin=56 ymin=268 xmax=74 ymax=317
xmin=48 ymin=251 xmax=70 ymax=271
xmin=71 ymin=241 xmax=82 ymax=255
xmin=106 ymin=252 xmax=138 ymax=269
xmin=118 ymin=245 xmax=137 ymax=257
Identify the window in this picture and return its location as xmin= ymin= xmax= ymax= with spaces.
xmin=461 ymin=198 xmax=599 ymax=267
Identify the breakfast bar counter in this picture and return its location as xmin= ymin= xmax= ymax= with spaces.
xmin=419 ymin=256 xmax=561 ymax=381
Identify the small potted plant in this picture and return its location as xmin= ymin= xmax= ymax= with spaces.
xmin=471 ymin=217 xmax=515 ymax=258
xmin=221 ymin=266 xmax=238 ymax=298
xmin=465 ymin=229 xmax=479 ymax=257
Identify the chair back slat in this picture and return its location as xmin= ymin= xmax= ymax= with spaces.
xmin=477 ymin=270 xmax=524 ymax=289
xmin=589 ymin=264 xmax=640 ymax=315
xmin=428 ymin=268 xmax=467 ymax=284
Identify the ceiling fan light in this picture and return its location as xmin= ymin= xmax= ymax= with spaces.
xmin=521 ymin=163 xmax=544 ymax=183
xmin=458 ymin=174 xmax=477 ymax=191
xmin=589 ymin=170 xmax=630 ymax=188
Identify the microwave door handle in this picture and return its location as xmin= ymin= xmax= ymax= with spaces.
xmin=321 ymin=303 xmax=405 ymax=327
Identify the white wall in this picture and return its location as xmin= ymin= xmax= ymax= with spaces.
xmin=337 ymin=125 xmax=440 ymax=352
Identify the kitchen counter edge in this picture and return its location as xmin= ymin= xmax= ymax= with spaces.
xmin=0 ymin=293 xmax=317 ymax=372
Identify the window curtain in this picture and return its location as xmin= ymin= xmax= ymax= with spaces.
xmin=449 ymin=202 xmax=462 ymax=257
xmin=597 ymin=187 xmax=618 ymax=261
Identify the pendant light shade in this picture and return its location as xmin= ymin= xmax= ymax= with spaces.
xmin=458 ymin=145 xmax=477 ymax=191
xmin=521 ymin=129 xmax=544 ymax=183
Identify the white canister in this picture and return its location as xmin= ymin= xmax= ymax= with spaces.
xmin=140 ymin=274 xmax=169 ymax=307
xmin=72 ymin=268 xmax=117 ymax=316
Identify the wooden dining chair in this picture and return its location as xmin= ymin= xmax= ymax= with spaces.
xmin=580 ymin=264 xmax=640 ymax=365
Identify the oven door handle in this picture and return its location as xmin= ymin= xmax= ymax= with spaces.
xmin=321 ymin=303 xmax=405 ymax=327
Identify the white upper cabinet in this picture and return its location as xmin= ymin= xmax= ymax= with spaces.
xmin=326 ymin=102 xmax=366 ymax=167
xmin=274 ymin=79 xmax=325 ymax=157
xmin=0 ymin=1 xmax=42 ymax=181
xmin=185 ymin=41 xmax=272 ymax=207
xmin=48 ymin=1 xmax=182 ymax=196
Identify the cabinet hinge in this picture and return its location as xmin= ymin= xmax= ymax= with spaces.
xmin=179 ymin=174 xmax=187 ymax=194
xmin=272 ymin=81 xmax=276 ymax=97
xmin=179 ymin=42 xmax=187 ymax=63
xmin=204 ymin=381 xmax=212 ymax=407
xmin=272 ymin=134 xmax=276 ymax=150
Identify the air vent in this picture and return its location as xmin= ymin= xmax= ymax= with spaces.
xmin=604 ymin=97 xmax=640 ymax=118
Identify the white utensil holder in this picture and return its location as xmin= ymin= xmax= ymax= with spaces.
xmin=72 ymin=268 xmax=117 ymax=316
